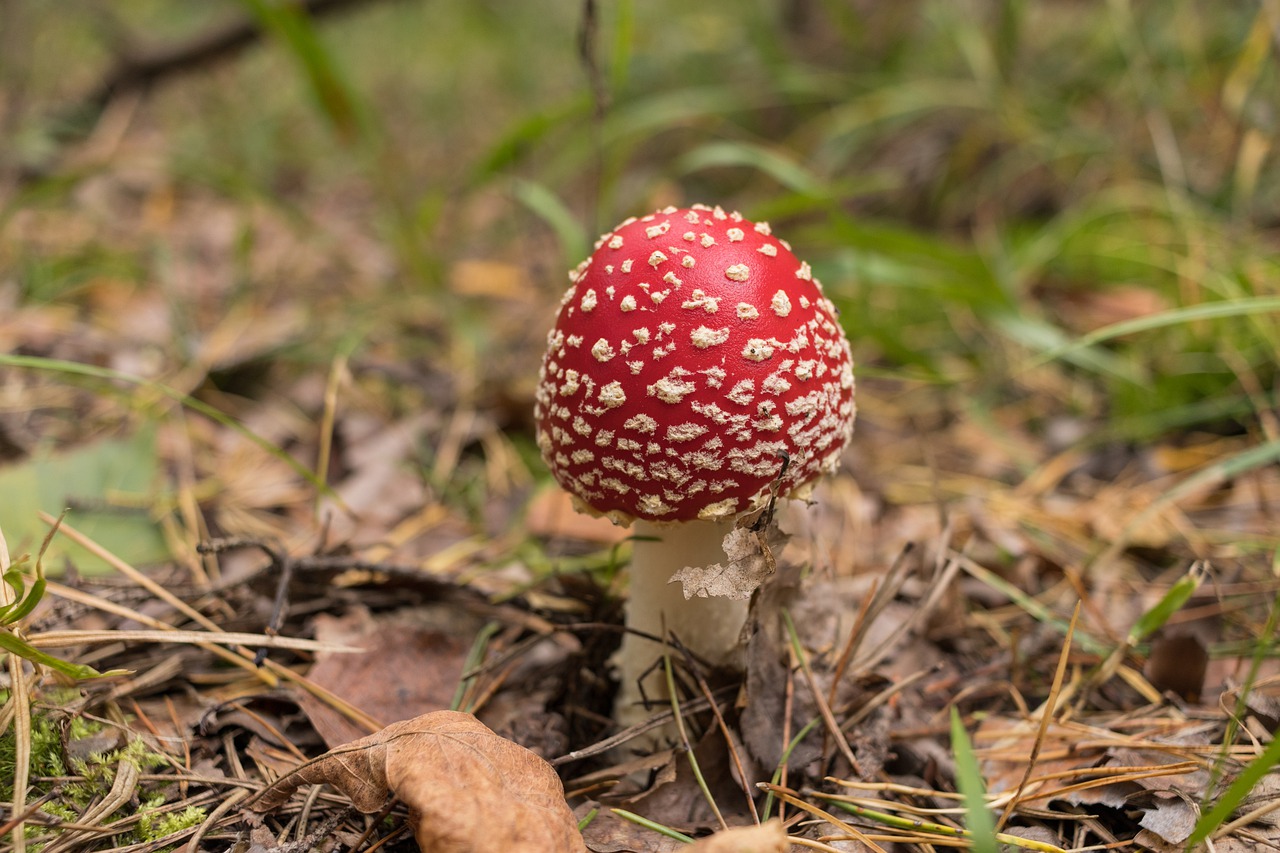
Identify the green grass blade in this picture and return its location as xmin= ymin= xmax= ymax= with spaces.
xmin=951 ymin=707 xmax=998 ymax=853
xmin=608 ymin=0 xmax=633 ymax=95
xmin=0 ymin=629 xmax=121 ymax=680
xmin=1188 ymin=731 xmax=1280 ymax=846
xmin=1127 ymin=560 xmax=1207 ymax=645
xmin=1092 ymin=437 xmax=1280 ymax=569
xmin=1032 ymin=297 xmax=1280 ymax=368
xmin=510 ymin=179 xmax=588 ymax=267
xmin=236 ymin=0 xmax=368 ymax=142
xmin=451 ymin=622 xmax=500 ymax=713
xmin=677 ymin=141 xmax=827 ymax=197
xmin=609 ymin=808 xmax=695 ymax=843
xmin=469 ymin=98 xmax=592 ymax=185
xmin=0 ymin=574 xmax=44 ymax=626
xmin=996 ymin=314 xmax=1143 ymax=384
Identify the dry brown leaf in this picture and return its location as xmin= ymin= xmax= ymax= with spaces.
xmin=625 ymin=727 xmax=752 ymax=834
xmin=671 ymin=525 xmax=787 ymax=601
xmin=252 ymin=710 xmax=586 ymax=853
xmin=296 ymin=606 xmax=481 ymax=747
xmin=578 ymin=806 xmax=686 ymax=853
xmin=685 ymin=820 xmax=788 ymax=852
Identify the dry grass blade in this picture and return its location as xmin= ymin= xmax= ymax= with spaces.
xmin=1 ymin=525 xmax=31 ymax=853
xmin=680 ymin=642 xmax=761 ymax=823
xmin=663 ymin=650 xmax=728 ymax=832
xmin=830 ymin=541 xmax=915 ymax=690
xmin=44 ymin=564 xmax=384 ymax=735
xmin=785 ymin=838 xmax=864 ymax=853
xmin=41 ymin=513 xmax=224 ymax=634
xmin=42 ymin=579 xmax=278 ymax=684
xmin=781 ymin=609 xmax=860 ymax=776
xmin=845 ymin=542 xmax=917 ymax=673
xmin=1089 ymin=439 xmax=1280 ymax=570
xmin=757 ymin=783 xmax=889 ymax=853
xmin=995 ymin=601 xmax=1080 ymax=830
xmin=27 ymin=629 xmax=361 ymax=652
xmin=1011 ymin=762 xmax=1205 ymax=806
xmin=805 ymin=789 xmax=1069 ymax=852
xmin=844 ymin=662 xmax=937 ymax=730
xmin=41 ymin=760 xmax=141 ymax=853
xmin=852 ymin=547 xmax=962 ymax=674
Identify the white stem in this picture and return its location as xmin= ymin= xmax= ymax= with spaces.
xmin=613 ymin=518 xmax=750 ymax=730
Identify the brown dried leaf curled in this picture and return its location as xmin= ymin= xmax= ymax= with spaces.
xmin=252 ymin=710 xmax=586 ymax=853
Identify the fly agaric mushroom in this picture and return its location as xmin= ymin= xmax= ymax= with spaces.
xmin=534 ymin=204 xmax=855 ymax=726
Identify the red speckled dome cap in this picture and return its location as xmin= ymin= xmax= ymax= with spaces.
xmin=535 ymin=204 xmax=856 ymax=524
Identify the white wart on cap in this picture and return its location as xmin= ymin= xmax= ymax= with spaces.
xmin=535 ymin=204 xmax=856 ymax=524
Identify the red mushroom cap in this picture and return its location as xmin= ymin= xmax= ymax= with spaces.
xmin=535 ymin=204 xmax=855 ymax=524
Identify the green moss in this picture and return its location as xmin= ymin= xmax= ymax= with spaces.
xmin=2 ymin=708 xmax=189 ymax=850
xmin=65 ymin=738 xmax=169 ymax=804
xmin=0 ymin=713 xmax=67 ymax=796
xmin=135 ymin=798 xmax=208 ymax=844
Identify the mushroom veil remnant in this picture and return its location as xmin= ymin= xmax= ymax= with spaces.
xmin=534 ymin=204 xmax=856 ymax=727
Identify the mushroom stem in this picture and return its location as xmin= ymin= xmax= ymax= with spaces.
xmin=613 ymin=518 xmax=749 ymax=730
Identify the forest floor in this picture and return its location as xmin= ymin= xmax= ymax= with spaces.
xmin=2 ymin=3 xmax=1279 ymax=852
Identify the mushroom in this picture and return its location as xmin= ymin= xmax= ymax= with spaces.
xmin=534 ymin=204 xmax=856 ymax=727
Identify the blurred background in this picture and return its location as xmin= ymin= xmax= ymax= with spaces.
xmin=0 ymin=0 xmax=1276 ymax=575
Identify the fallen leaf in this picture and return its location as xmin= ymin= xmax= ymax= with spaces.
xmin=671 ymin=525 xmax=787 ymax=601
xmin=252 ymin=710 xmax=586 ymax=853
xmin=0 ymin=428 xmax=168 ymax=572
xmin=686 ymin=820 xmax=788 ymax=852
xmin=740 ymin=621 xmax=818 ymax=774
xmin=1137 ymin=792 xmax=1198 ymax=846
xmin=625 ymin=727 xmax=752 ymax=834
xmin=296 ymin=605 xmax=481 ymax=747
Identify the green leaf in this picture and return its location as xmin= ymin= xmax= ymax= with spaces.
xmin=0 ymin=429 xmax=167 ymax=574
xmin=0 ymin=629 xmax=123 ymax=680
xmin=0 ymin=571 xmax=44 ymax=626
